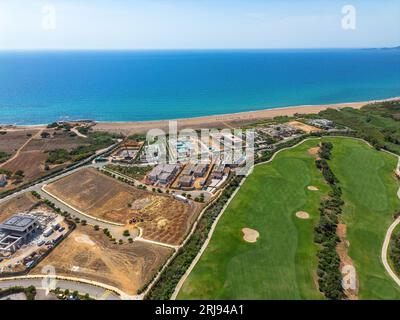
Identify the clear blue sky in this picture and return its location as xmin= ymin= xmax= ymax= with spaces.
xmin=0 ymin=0 xmax=399 ymax=50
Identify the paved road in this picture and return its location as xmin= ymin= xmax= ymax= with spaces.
xmin=0 ymin=278 xmax=121 ymax=300
xmin=381 ymin=152 xmax=400 ymax=288
xmin=0 ymin=143 xmax=116 ymax=205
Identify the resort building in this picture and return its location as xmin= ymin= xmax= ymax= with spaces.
xmin=179 ymin=175 xmax=194 ymax=188
xmin=307 ymin=119 xmax=335 ymax=130
xmin=181 ymin=164 xmax=195 ymax=176
xmin=259 ymin=124 xmax=299 ymax=139
xmin=147 ymin=164 xmax=180 ymax=185
xmin=193 ymin=164 xmax=208 ymax=177
xmin=211 ymin=164 xmax=225 ymax=179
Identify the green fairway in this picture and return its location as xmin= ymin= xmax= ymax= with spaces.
xmin=178 ymin=139 xmax=328 ymax=299
xmin=178 ymin=137 xmax=400 ymax=300
xmin=323 ymin=137 xmax=400 ymax=299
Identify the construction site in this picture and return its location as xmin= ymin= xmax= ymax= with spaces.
xmin=0 ymin=195 xmax=69 ymax=274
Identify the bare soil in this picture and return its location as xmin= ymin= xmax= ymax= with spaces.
xmin=0 ymin=192 xmax=38 ymax=223
xmin=0 ymin=129 xmax=39 ymax=154
xmin=336 ymin=223 xmax=358 ymax=300
xmin=31 ymin=224 xmax=173 ymax=295
xmin=46 ymin=168 xmax=202 ymax=245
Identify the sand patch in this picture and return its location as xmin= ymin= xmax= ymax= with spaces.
xmin=307 ymin=186 xmax=319 ymax=191
xmin=242 ymin=228 xmax=259 ymax=243
xmin=157 ymin=218 xmax=168 ymax=229
xmin=308 ymin=146 xmax=320 ymax=156
xmin=296 ymin=211 xmax=310 ymax=219
xmin=337 ymin=223 xmax=358 ymax=299
xmin=130 ymin=197 xmax=153 ymax=210
xmin=288 ymin=121 xmax=322 ymax=133
xmin=74 ymin=234 xmax=95 ymax=246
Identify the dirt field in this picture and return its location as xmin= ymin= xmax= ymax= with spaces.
xmin=22 ymin=129 xmax=88 ymax=152
xmin=0 ymin=129 xmax=39 ymax=154
xmin=0 ymin=129 xmax=89 ymax=192
xmin=0 ymin=192 xmax=39 ymax=223
xmin=288 ymin=121 xmax=321 ymax=133
xmin=46 ymin=168 xmax=202 ymax=245
xmin=2 ymin=151 xmax=49 ymax=180
xmin=31 ymin=225 xmax=173 ymax=295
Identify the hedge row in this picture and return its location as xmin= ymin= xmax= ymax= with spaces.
xmin=145 ymin=175 xmax=243 ymax=300
xmin=314 ymin=142 xmax=346 ymax=300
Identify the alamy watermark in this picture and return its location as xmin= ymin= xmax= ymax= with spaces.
xmin=41 ymin=4 xmax=57 ymax=30
xmin=145 ymin=121 xmax=255 ymax=176
xmin=341 ymin=5 xmax=356 ymax=30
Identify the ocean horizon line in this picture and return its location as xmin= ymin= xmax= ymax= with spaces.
xmin=0 ymin=46 xmax=398 ymax=53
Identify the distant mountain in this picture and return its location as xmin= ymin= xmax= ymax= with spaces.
xmin=365 ymin=45 xmax=400 ymax=50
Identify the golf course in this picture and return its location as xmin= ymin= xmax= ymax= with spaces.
xmin=177 ymin=137 xmax=400 ymax=300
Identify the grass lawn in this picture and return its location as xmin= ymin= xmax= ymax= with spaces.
xmin=324 ymin=137 xmax=400 ymax=299
xmin=178 ymin=137 xmax=400 ymax=300
xmin=178 ymin=139 xmax=328 ymax=299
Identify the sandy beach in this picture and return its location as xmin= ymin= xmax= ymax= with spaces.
xmin=3 ymin=97 xmax=398 ymax=134
xmin=93 ymin=98 xmax=398 ymax=135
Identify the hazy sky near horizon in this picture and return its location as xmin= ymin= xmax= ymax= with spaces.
xmin=0 ymin=0 xmax=399 ymax=50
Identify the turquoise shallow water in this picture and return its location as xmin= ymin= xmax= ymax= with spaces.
xmin=0 ymin=49 xmax=399 ymax=125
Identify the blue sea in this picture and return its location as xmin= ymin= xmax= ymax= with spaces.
xmin=0 ymin=49 xmax=399 ymax=125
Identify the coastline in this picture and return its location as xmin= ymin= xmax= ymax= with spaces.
xmin=93 ymin=97 xmax=399 ymax=135
xmin=3 ymin=97 xmax=399 ymax=134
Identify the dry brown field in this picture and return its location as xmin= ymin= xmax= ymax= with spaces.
xmin=0 ymin=129 xmax=89 ymax=192
xmin=23 ymin=129 xmax=88 ymax=152
xmin=0 ymin=129 xmax=39 ymax=154
xmin=0 ymin=192 xmax=38 ymax=223
xmin=31 ymin=224 xmax=173 ymax=295
xmin=46 ymin=168 xmax=202 ymax=245
xmin=288 ymin=120 xmax=321 ymax=133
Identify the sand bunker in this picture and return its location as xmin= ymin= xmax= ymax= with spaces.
xmin=242 ymin=228 xmax=259 ymax=243
xmin=296 ymin=211 xmax=310 ymax=219
xmin=74 ymin=234 xmax=95 ymax=246
xmin=308 ymin=147 xmax=320 ymax=156
xmin=307 ymin=186 xmax=319 ymax=191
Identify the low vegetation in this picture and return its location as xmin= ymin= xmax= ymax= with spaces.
xmin=314 ymin=142 xmax=345 ymax=300
xmin=145 ymin=176 xmax=243 ymax=300
xmin=177 ymin=139 xmax=326 ymax=300
xmin=320 ymin=100 xmax=400 ymax=153
xmin=46 ymin=131 xmax=117 ymax=165
xmin=105 ymin=164 xmax=153 ymax=180
xmin=0 ymin=151 xmax=10 ymax=163
xmin=0 ymin=286 xmax=37 ymax=300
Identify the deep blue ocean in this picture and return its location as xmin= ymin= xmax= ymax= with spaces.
xmin=0 ymin=49 xmax=399 ymax=125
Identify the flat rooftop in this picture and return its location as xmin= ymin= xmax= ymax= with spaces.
xmin=0 ymin=214 xmax=38 ymax=233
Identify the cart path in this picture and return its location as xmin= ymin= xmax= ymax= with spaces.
xmin=381 ymin=152 xmax=400 ymax=288
xmin=171 ymin=137 xmax=319 ymax=299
